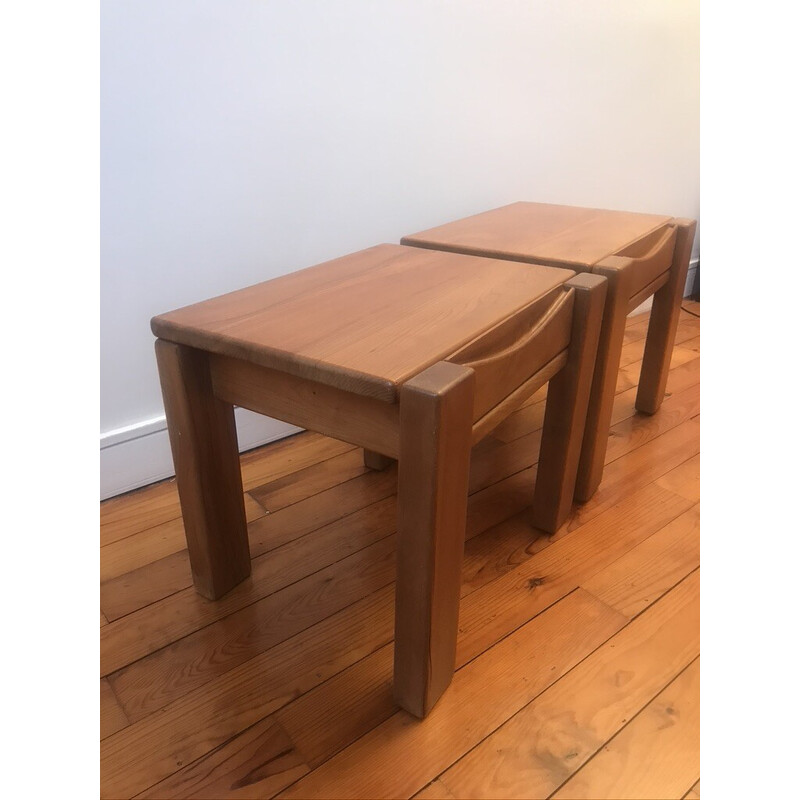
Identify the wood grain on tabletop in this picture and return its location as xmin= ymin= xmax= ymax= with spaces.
xmin=151 ymin=243 xmax=573 ymax=401
xmin=401 ymin=201 xmax=671 ymax=269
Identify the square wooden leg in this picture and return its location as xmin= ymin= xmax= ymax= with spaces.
xmin=532 ymin=274 xmax=607 ymax=532
xmin=636 ymin=219 xmax=697 ymax=415
xmin=573 ymin=260 xmax=635 ymax=503
xmin=155 ymin=340 xmax=251 ymax=600
xmin=393 ymin=361 xmax=475 ymax=718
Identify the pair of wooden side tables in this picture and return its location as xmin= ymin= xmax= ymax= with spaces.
xmin=151 ymin=202 xmax=696 ymax=718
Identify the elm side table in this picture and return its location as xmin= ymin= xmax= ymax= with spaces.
xmin=402 ymin=202 xmax=697 ymax=501
xmin=152 ymin=243 xmax=606 ymax=717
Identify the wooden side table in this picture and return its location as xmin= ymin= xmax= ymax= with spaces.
xmin=402 ymin=202 xmax=697 ymax=501
xmin=152 ymin=244 xmax=606 ymax=717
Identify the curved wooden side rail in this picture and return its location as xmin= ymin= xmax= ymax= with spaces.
xmin=614 ymin=223 xmax=677 ymax=300
xmin=470 ymin=351 xmax=567 ymax=445
xmin=628 ymin=270 xmax=671 ymax=313
xmin=364 ymin=283 xmax=578 ymax=470
xmin=447 ymin=284 xmax=575 ymax=422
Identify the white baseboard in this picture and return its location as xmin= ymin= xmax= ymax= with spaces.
xmin=100 ymin=409 xmax=301 ymax=500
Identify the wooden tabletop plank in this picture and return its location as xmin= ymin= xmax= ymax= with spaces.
xmin=402 ymin=202 xmax=672 ymax=269
xmin=151 ymin=244 xmax=572 ymax=401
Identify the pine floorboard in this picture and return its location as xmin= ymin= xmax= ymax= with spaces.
xmin=101 ymin=305 xmax=701 ymax=799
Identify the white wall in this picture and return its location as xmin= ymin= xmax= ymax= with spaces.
xmin=101 ymin=0 xmax=699 ymax=498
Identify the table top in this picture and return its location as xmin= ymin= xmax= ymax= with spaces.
xmin=402 ymin=202 xmax=673 ymax=270
xmin=152 ymin=243 xmax=573 ymax=401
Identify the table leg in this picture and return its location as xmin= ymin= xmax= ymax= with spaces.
xmin=574 ymin=261 xmax=635 ymax=503
xmin=532 ymin=274 xmax=607 ymax=531
xmin=155 ymin=340 xmax=251 ymax=600
xmin=636 ymin=219 xmax=697 ymax=414
xmin=393 ymin=361 xmax=474 ymax=718
xmin=363 ymin=449 xmax=395 ymax=470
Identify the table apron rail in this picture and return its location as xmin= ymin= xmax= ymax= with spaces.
xmin=448 ymin=284 xmax=575 ymax=421
xmin=470 ymin=349 xmax=568 ymax=444
xmin=627 ymin=270 xmax=671 ymax=313
xmin=613 ymin=222 xmax=677 ymax=302
xmin=209 ymin=353 xmax=402 ymax=458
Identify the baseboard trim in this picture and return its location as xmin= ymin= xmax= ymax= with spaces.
xmin=100 ymin=409 xmax=301 ymax=500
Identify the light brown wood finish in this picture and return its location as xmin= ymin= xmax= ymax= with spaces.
xmin=402 ymin=202 xmax=697 ymax=502
xmin=656 ymin=452 xmax=700 ymax=502
xmin=401 ymin=201 xmax=671 ymax=269
xmin=636 ymin=218 xmax=698 ymax=414
xmin=102 ymin=305 xmax=699 ymax=798
xmin=552 ymin=658 xmax=701 ymax=799
xmin=582 ymin=505 xmax=700 ymax=618
xmin=433 ymin=570 xmax=699 ymax=799
xmin=469 ymin=351 xmax=566 ymax=444
xmin=531 ymin=273 xmax=606 ymax=530
xmin=150 ymin=243 xmax=606 ymax=718
xmin=100 ymin=679 xmax=129 ymax=740
xmin=627 ymin=270 xmax=670 ymax=313
xmin=101 ymin=467 xmax=552 ymax=796
xmin=103 ymin=392 xmax=697 ymax=710
xmin=100 ymin=493 xmax=265 ymax=588
xmin=574 ymin=257 xmax=636 ymax=501
xmin=684 ymin=779 xmax=701 ymax=799
xmin=279 ymin=590 xmax=627 ymax=800
xmin=414 ymin=779 xmax=457 ymax=799
xmin=615 ymin=223 xmax=677 ymax=298
xmin=269 ymin=482 xmax=691 ymax=789
xmin=210 ymin=352 xmax=402 ymax=457
xmin=394 ymin=361 xmax=475 ymax=717
xmin=154 ymin=340 xmax=251 ymax=600
xmin=136 ymin=716 xmax=310 ymax=799
xmin=489 ymin=314 xmax=698 ymax=447
xmin=446 ymin=284 xmax=572 ymax=419
xmin=151 ymin=244 xmax=571 ymax=402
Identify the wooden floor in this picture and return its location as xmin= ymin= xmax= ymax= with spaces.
xmin=100 ymin=302 xmax=700 ymax=800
